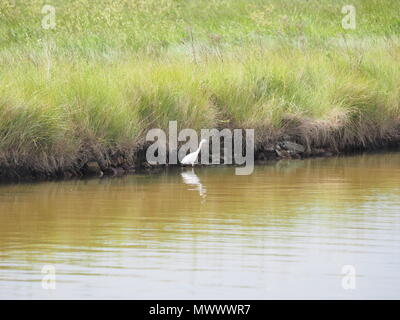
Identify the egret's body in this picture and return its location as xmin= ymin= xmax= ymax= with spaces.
xmin=180 ymin=139 xmax=207 ymax=166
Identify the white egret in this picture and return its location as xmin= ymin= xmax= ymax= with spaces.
xmin=180 ymin=139 xmax=207 ymax=166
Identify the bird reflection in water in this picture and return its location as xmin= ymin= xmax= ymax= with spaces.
xmin=181 ymin=169 xmax=207 ymax=199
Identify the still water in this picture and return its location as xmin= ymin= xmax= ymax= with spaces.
xmin=0 ymin=153 xmax=400 ymax=299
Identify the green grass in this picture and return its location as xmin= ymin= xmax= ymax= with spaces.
xmin=0 ymin=0 xmax=400 ymax=175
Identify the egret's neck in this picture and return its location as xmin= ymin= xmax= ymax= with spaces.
xmin=196 ymin=141 xmax=205 ymax=153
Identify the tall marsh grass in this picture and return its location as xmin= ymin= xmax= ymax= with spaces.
xmin=0 ymin=0 xmax=399 ymax=176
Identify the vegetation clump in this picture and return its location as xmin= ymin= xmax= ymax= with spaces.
xmin=0 ymin=0 xmax=399 ymax=180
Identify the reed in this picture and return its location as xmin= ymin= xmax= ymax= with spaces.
xmin=0 ymin=0 xmax=399 ymax=177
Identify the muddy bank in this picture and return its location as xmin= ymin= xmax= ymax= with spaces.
xmin=1 ymin=137 xmax=399 ymax=184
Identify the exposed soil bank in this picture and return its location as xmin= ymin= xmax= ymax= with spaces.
xmin=1 ymin=137 xmax=399 ymax=184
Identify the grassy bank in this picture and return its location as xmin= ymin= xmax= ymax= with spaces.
xmin=1 ymin=0 xmax=400 ymax=179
